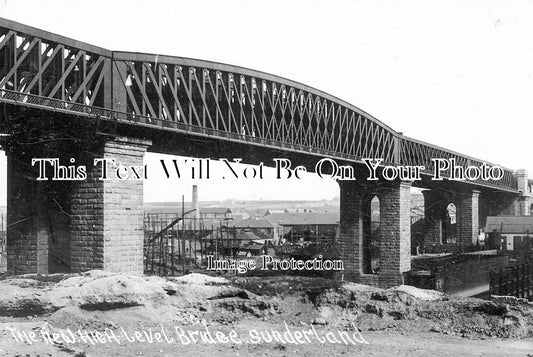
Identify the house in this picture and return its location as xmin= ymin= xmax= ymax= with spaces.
xmin=244 ymin=209 xmax=270 ymax=218
xmin=266 ymin=212 xmax=339 ymax=244
xmin=231 ymin=212 xmax=249 ymax=220
xmin=240 ymin=243 xmax=268 ymax=256
xmin=485 ymin=216 xmax=533 ymax=252
xmin=200 ymin=207 xmax=232 ymax=220
xmin=232 ymin=218 xmax=278 ymax=242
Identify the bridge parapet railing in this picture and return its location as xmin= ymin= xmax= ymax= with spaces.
xmin=0 ymin=88 xmax=350 ymax=162
xmin=398 ymin=136 xmax=517 ymax=190
xmin=110 ymin=51 xmax=398 ymax=166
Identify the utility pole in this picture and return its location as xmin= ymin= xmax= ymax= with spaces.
xmin=182 ymin=195 xmax=185 ymax=274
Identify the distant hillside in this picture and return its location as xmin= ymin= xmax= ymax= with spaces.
xmin=0 ymin=193 xmax=425 ymax=218
xmin=144 ymin=199 xmax=338 ymax=214
xmin=144 ymin=191 xmax=425 ymax=217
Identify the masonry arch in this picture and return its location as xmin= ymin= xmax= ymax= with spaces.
xmin=362 ymin=194 xmax=381 ymax=274
xmin=442 ymin=202 xmax=457 ymax=244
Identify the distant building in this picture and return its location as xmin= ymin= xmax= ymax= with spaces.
xmin=245 ymin=209 xmax=270 ymax=218
xmin=485 ymin=216 xmax=533 ymax=252
xmin=234 ymin=230 xmax=263 ymax=245
xmin=283 ymin=208 xmax=314 ymax=214
xmin=266 ymin=212 xmax=339 ymax=244
xmin=200 ymin=207 xmax=232 ymax=220
xmin=232 ymin=218 xmax=278 ymax=242
xmin=231 ymin=212 xmax=249 ymax=220
xmin=267 ymin=209 xmax=285 ymax=215
xmin=240 ymin=243 xmax=268 ymax=256
xmin=244 ymin=208 xmax=315 ymax=218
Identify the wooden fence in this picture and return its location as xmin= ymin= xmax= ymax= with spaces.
xmin=489 ymin=261 xmax=533 ymax=300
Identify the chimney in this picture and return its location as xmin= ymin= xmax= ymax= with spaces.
xmin=192 ymin=185 xmax=200 ymax=220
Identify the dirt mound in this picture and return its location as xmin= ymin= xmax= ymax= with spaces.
xmin=1 ymin=271 xmax=532 ymax=341
xmin=0 ymin=271 xmax=260 ymax=319
xmin=54 ymin=272 xmax=168 ymax=311
xmin=232 ymin=275 xmax=533 ymax=339
xmin=0 ymin=278 xmax=60 ymax=317
xmin=390 ymin=285 xmax=446 ymax=301
xmin=0 ymin=271 xmax=168 ymax=317
xmin=312 ymin=282 xmax=533 ymax=339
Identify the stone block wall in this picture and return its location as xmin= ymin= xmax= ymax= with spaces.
xmin=70 ymin=136 xmax=151 ymax=274
xmin=70 ymin=161 xmax=105 ymax=272
xmin=103 ymin=138 xmax=148 ymax=273
xmin=7 ymin=134 xmax=150 ymax=276
xmin=6 ymin=156 xmax=50 ymax=275
xmin=337 ymin=181 xmax=363 ymax=281
xmin=337 ymin=180 xmax=411 ymax=288
xmin=457 ymin=190 xmax=480 ymax=246
xmin=378 ymin=181 xmax=412 ymax=286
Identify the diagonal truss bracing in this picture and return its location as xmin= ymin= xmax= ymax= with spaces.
xmin=0 ymin=18 xmax=518 ymax=192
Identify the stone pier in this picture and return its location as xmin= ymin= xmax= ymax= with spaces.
xmin=6 ymin=134 xmax=151 ymax=275
xmin=337 ymin=180 xmax=411 ymax=288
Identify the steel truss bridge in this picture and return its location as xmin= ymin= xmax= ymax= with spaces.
xmin=0 ymin=18 xmax=518 ymax=192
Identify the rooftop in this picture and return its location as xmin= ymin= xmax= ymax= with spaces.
xmin=265 ymin=212 xmax=339 ymax=226
xmin=485 ymin=216 xmax=533 ymax=234
xmin=232 ymin=218 xmax=275 ymax=229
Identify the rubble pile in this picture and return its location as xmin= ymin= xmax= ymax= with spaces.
xmin=0 ymin=271 xmax=531 ymax=339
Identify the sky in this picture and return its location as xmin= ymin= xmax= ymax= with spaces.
xmin=1 ymin=0 xmax=533 ymax=203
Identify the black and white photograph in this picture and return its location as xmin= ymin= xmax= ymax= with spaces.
xmin=0 ymin=1 xmax=532 ymax=356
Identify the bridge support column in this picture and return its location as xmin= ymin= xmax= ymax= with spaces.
xmin=337 ymin=181 xmax=364 ymax=281
xmin=457 ymin=190 xmax=480 ymax=247
xmin=6 ymin=131 xmax=151 ymax=275
xmin=6 ymin=156 xmax=52 ymax=275
xmin=487 ymin=169 xmax=532 ymax=217
xmin=337 ymin=180 xmax=411 ymax=288
xmin=512 ymin=169 xmax=531 ymax=216
xmin=378 ymin=181 xmax=412 ymax=285
xmin=70 ymin=136 xmax=151 ymax=274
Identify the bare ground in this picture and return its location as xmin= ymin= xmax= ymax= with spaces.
xmin=0 ymin=271 xmax=531 ymax=356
